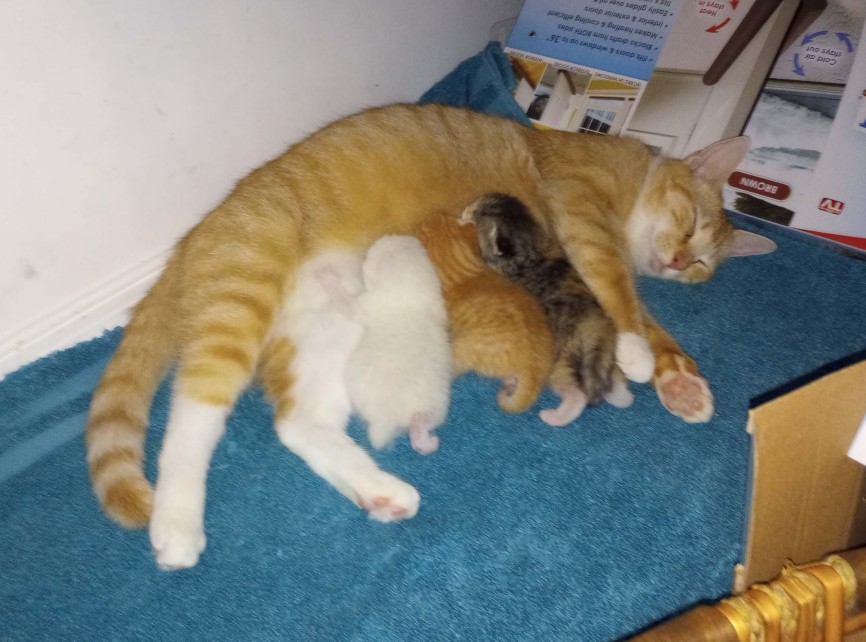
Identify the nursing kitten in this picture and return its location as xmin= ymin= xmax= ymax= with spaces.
xmin=414 ymin=213 xmax=555 ymax=413
xmin=85 ymin=103 xmax=775 ymax=569
xmin=346 ymin=235 xmax=452 ymax=455
xmin=273 ymin=249 xmax=364 ymax=431
xmin=469 ymin=194 xmax=632 ymax=426
xmin=260 ymin=249 xmax=420 ymax=533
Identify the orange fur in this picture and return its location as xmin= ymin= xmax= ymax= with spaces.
xmin=86 ymin=102 xmax=749 ymax=529
xmin=414 ymin=214 xmax=554 ymax=412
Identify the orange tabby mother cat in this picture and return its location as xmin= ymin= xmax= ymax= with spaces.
xmin=85 ymin=103 xmax=774 ymax=570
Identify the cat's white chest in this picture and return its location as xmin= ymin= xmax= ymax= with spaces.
xmin=625 ymin=206 xmax=657 ymax=275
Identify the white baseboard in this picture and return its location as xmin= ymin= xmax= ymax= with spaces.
xmin=0 ymin=251 xmax=170 ymax=380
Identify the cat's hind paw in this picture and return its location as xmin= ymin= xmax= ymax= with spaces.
xmin=615 ymin=333 xmax=655 ymax=383
xmin=149 ymin=509 xmax=206 ymax=571
xmin=357 ymin=472 xmax=420 ymax=523
xmin=655 ymin=368 xmax=714 ymax=423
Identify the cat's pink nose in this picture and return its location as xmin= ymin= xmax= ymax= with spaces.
xmin=666 ymin=254 xmax=688 ymax=271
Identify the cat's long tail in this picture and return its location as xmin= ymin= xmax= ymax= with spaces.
xmin=85 ymin=257 xmax=179 ymax=528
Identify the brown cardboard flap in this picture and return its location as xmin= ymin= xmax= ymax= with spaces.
xmin=736 ymin=359 xmax=866 ymax=592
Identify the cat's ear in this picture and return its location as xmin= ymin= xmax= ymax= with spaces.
xmin=487 ymin=224 xmax=514 ymax=257
xmin=496 ymin=234 xmax=515 ymax=258
xmin=727 ymin=229 xmax=776 ymax=257
xmin=685 ymin=136 xmax=750 ymax=188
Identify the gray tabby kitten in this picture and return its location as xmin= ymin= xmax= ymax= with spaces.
xmin=467 ymin=193 xmax=634 ymax=426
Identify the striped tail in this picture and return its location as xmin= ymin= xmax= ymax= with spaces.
xmin=85 ymin=260 xmax=178 ymax=528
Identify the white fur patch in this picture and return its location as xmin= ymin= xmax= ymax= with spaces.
xmin=278 ymin=249 xmax=365 ymax=430
xmin=150 ymin=395 xmax=230 ymax=570
xmin=625 ymin=205 xmax=658 ymax=275
xmin=277 ymin=416 xmax=420 ymax=520
xmin=603 ymin=378 xmax=634 ymax=409
xmin=615 ymin=332 xmax=655 ymax=383
xmin=272 ymin=248 xmax=420 ymax=521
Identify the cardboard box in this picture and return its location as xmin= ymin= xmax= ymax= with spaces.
xmin=735 ymin=358 xmax=866 ymax=592
xmin=503 ymin=0 xmax=682 ymax=135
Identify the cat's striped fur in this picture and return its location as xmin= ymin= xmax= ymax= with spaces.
xmin=414 ymin=213 xmax=555 ymax=413
xmin=85 ymin=103 xmax=772 ymax=568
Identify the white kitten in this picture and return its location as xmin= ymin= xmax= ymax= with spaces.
xmin=347 ymin=235 xmax=453 ymax=455
xmin=272 ymin=248 xmax=420 ymax=523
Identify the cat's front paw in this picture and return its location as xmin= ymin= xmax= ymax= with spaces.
xmin=615 ymin=333 xmax=655 ymax=383
xmin=149 ymin=507 xmax=206 ymax=571
xmin=356 ymin=472 xmax=420 ymax=523
xmin=655 ymin=368 xmax=714 ymax=423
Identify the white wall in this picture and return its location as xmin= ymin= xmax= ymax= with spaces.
xmin=0 ymin=0 xmax=523 ymax=377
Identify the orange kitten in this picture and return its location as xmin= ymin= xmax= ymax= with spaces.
xmin=414 ymin=213 xmax=554 ymax=413
xmin=84 ymin=103 xmax=774 ymax=569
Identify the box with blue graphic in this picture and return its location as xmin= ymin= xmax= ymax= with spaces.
xmin=725 ymin=1 xmax=866 ymax=253
xmin=504 ymin=0 xmax=681 ymax=134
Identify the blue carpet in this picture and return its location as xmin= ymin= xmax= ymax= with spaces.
xmin=3 ymin=44 xmax=866 ymax=641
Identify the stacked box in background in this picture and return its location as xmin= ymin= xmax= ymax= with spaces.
xmin=725 ymin=1 xmax=866 ymax=253
xmin=504 ymin=0 xmax=682 ymax=134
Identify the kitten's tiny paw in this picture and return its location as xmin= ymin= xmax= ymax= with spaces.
xmin=655 ymin=369 xmax=714 ymax=423
xmin=615 ymin=333 xmax=655 ymax=383
xmin=603 ymin=380 xmax=634 ymax=409
xmin=357 ymin=473 xmax=420 ymax=523
xmin=149 ymin=509 xmax=206 ymax=571
xmin=539 ymin=387 xmax=587 ymax=427
xmin=410 ymin=433 xmax=440 ymax=455
xmin=408 ymin=412 xmax=439 ymax=455
xmin=539 ymin=407 xmax=572 ymax=427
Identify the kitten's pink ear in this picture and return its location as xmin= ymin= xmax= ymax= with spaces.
xmin=685 ymin=136 xmax=750 ymax=188
xmin=487 ymin=223 xmax=503 ymax=255
xmin=728 ymin=229 xmax=776 ymax=257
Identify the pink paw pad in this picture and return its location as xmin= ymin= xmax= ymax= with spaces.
xmin=656 ymin=370 xmax=713 ymax=423
xmin=372 ymin=497 xmax=407 ymax=518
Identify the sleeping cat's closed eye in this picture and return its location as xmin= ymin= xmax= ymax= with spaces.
xmin=685 ymin=208 xmax=698 ymax=239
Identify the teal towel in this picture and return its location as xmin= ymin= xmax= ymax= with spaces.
xmin=420 ymin=41 xmax=532 ymax=125
xmin=2 ymin=45 xmax=866 ymax=642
